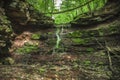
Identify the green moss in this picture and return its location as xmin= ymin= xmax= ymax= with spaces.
xmin=0 ymin=16 xmax=11 ymax=24
xmin=108 ymin=25 xmax=120 ymax=34
xmin=0 ymin=11 xmax=14 ymax=55
xmin=67 ymin=30 xmax=99 ymax=38
xmin=72 ymin=38 xmax=87 ymax=44
xmin=15 ymin=43 xmax=39 ymax=54
xmin=98 ymin=24 xmax=120 ymax=36
xmin=90 ymin=32 xmax=95 ymax=35
xmin=31 ymin=33 xmax=41 ymax=40
xmin=109 ymin=25 xmax=118 ymax=32
xmin=84 ymin=60 xmax=91 ymax=66
xmin=98 ymin=29 xmax=104 ymax=36
xmin=47 ymin=32 xmax=53 ymax=35
xmin=2 ymin=57 xmax=15 ymax=65
xmin=98 ymin=62 xmax=104 ymax=65
xmin=86 ymin=48 xmax=95 ymax=52
xmin=67 ymin=31 xmax=82 ymax=37
xmin=38 ymin=68 xmax=46 ymax=74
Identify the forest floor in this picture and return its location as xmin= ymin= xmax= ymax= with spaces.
xmin=0 ymin=32 xmax=113 ymax=80
xmin=0 ymin=25 xmax=118 ymax=79
xmin=0 ymin=53 xmax=112 ymax=80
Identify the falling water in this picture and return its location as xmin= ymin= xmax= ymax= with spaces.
xmin=53 ymin=24 xmax=71 ymax=53
xmin=55 ymin=25 xmax=64 ymax=48
xmin=52 ymin=25 xmax=63 ymax=54
xmin=55 ymin=27 xmax=61 ymax=49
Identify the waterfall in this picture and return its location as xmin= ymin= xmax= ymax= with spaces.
xmin=52 ymin=25 xmax=63 ymax=53
xmin=55 ymin=27 xmax=61 ymax=49
xmin=53 ymin=24 xmax=71 ymax=54
xmin=55 ymin=25 xmax=64 ymax=48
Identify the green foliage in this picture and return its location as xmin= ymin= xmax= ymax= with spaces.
xmin=68 ymin=31 xmax=82 ymax=37
xmin=98 ymin=62 xmax=104 ymax=65
xmin=31 ymin=33 xmax=41 ymax=40
xmin=86 ymin=48 xmax=95 ymax=52
xmin=72 ymin=38 xmax=86 ymax=44
xmin=38 ymin=68 xmax=46 ymax=74
xmin=0 ymin=15 xmax=11 ymax=24
xmin=1 ymin=57 xmax=15 ymax=65
xmin=15 ymin=43 xmax=39 ymax=54
xmin=98 ymin=30 xmax=104 ymax=36
xmin=27 ymin=0 xmax=107 ymax=24
xmin=0 ymin=12 xmax=14 ymax=54
xmin=84 ymin=60 xmax=91 ymax=66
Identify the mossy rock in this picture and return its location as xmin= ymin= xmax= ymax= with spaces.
xmin=67 ymin=31 xmax=82 ymax=38
xmin=1 ymin=57 xmax=15 ymax=65
xmin=86 ymin=48 xmax=95 ymax=52
xmin=47 ymin=39 xmax=56 ymax=45
xmin=0 ymin=7 xmax=14 ymax=55
xmin=15 ymin=43 xmax=39 ymax=54
xmin=31 ymin=33 xmax=41 ymax=40
xmin=72 ymin=38 xmax=88 ymax=44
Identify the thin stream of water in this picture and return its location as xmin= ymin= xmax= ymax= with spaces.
xmin=53 ymin=24 xmax=71 ymax=53
xmin=55 ymin=27 xmax=61 ymax=49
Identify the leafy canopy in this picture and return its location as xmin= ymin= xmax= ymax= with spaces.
xmin=27 ymin=0 xmax=107 ymax=24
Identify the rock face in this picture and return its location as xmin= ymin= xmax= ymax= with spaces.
xmin=4 ymin=0 xmax=54 ymax=33
xmin=71 ymin=0 xmax=120 ymax=27
xmin=43 ymin=18 xmax=120 ymax=80
xmin=0 ymin=0 xmax=54 ymax=57
xmin=0 ymin=4 xmax=14 ymax=58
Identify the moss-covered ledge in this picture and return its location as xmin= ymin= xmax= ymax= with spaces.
xmin=71 ymin=0 xmax=120 ymax=27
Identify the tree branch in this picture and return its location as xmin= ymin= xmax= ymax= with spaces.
xmin=43 ymin=0 xmax=95 ymax=14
